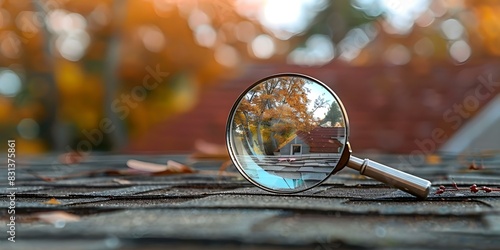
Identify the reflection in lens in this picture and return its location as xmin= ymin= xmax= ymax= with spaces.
xmin=228 ymin=75 xmax=347 ymax=192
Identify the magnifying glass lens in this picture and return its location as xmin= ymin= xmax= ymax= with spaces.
xmin=226 ymin=73 xmax=431 ymax=198
xmin=226 ymin=74 xmax=347 ymax=193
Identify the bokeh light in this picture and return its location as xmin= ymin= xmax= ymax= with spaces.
xmin=215 ymin=44 xmax=240 ymax=67
xmin=0 ymin=69 xmax=22 ymax=97
xmin=194 ymin=24 xmax=217 ymax=48
xmin=338 ymin=24 xmax=376 ymax=62
xmin=449 ymin=40 xmax=471 ymax=63
xmin=355 ymin=0 xmax=430 ymax=34
xmin=441 ymin=19 xmax=465 ymax=40
xmin=0 ymin=31 xmax=22 ymax=59
xmin=17 ymin=118 xmax=40 ymax=140
xmin=237 ymin=0 xmax=328 ymax=40
xmin=138 ymin=25 xmax=166 ymax=53
xmin=288 ymin=34 xmax=334 ymax=66
xmin=414 ymin=38 xmax=435 ymax=57
xmin=384 ymin=44 xmax=411 ymax=65
xmin=47 ymin=10 xmax=90 ymax=61
xmin=251 ymin=34 xmax=275 ymax=59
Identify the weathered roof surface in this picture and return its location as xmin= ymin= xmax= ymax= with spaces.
xmin=126 ymin=59 xmax=500 ymax=154
xmin=2 ymin=153 xmax=500 ymax=249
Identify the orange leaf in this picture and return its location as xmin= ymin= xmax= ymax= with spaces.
xmin=163 ymin=160 xmax=196 ymax=174
xmin=42 ymin=198 xmax=62 ymax=205
xmin=425 ymin=154 xmax=441 ymax=165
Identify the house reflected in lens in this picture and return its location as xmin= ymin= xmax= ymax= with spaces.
xmin=255 ymin=126 xmax=345 ymax=184
xmin=276 ymin=126 xmax=345 ymax=155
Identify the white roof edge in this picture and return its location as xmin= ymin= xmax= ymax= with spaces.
xmin=440 ymin=95 xmax=500 ymax=153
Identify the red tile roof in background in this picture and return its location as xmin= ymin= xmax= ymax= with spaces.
xmin=125 ymin=60 xmax=500 ymax=154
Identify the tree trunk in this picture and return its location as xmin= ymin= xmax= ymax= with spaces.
xmin=256 ymin=121 xmax=265 ymax=154
xmin=104 ymin=0 xmax=128 ymax=150
xmin=33 ymin=1 xmax=62 ymax=151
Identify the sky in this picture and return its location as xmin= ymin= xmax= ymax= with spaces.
xmin=305 ymin=80 xmax=339 ymax=120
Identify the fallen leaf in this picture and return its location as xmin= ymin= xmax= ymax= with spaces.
xmin=29 ymin=161 xmax=196 ymax=182
xmin=191 ymin=140 xmax=229 ymax=160
xmin=126 ymin=159 xmax=196 ymax=175
xmin=468 ymin=161 xmax=484 ymax=170
xmin=28 ymin=168 xmax=138 ymax=182
xmin=189 ymin=140 xmax=235 ymax=174
xmin=425 ymin=154 xmax=441 ymax=165
xmin=58 ymin=151 xmax=88 ymax=165
xmin=163 ymin=160 xmax=196 ymax=174
xmin=42 ymin=198 xmax=62 ymax=205
xmin=34 ymin=211 xmax=80 ymax=224
xmin=217 ymin=160 xmax=233 ymax=173
xmin=112 ymin=178 xmax=132 ymax=185
xmin=104 ymin=169 xmax=141 ymax=176
xmin=127 ymin=159 xmax=168 ymax=172
xmin=128 ymin=158 xmax=239 ymax=177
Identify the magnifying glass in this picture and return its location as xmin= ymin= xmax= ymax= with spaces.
xmin=226 ymin=73 xmax=431 ymax=199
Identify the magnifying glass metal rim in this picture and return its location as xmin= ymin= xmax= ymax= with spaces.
xmin=225 ymin=73 xmax=351 ymax=194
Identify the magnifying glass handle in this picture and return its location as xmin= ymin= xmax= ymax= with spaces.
xmin=348 ymin=156 xmax=431 ymax=199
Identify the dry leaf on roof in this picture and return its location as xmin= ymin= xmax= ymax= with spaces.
xmin=190 ymin=139 xmax=233 ymax=173
xmin=28 ymin=160 xmax=197 ymax=182
xmin=112 ymin=178 xmax=132 ymax=185
xmin=58 ymin=151 xmax=88 ymax=165
xmin=191 ymin=140 xmax=229 ymax=160
xmin=34 ymin=211 xmax=80 ymax=224
xmin=42 ymin=198 xmax=62 ymax=205
xmin=126 ymin=159 xmax=196 ymax=175
xmin=468 ymin=160 xmax=485 ymax=170
xmin=425 ymin=154 xmax=441 ymax=165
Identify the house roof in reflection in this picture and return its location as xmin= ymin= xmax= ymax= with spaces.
xmin=125 ymin=59 xmax=500 ymax=154
xmin=276 ymin=127 xmax=345 ymax=153
xmin=297 ymin=127 xmax=345 ymax=153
